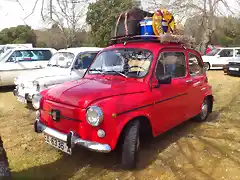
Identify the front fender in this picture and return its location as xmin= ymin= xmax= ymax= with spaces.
xmin=87 ymin=92 xmax=154 ymax=150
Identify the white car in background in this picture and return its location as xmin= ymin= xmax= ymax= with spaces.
xmin=202 ymin=47 xmax=240 ymax=70
xmin=13 ymin=47 xmax=103 ymax=109
xmin=0 ymin=47 xmax=56 ymax=86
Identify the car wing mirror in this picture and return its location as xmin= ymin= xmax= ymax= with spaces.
xmin=154 ymin=75 xmax=172 ymax=88
xmin=216 ymin=54 xmax=220 ymax=58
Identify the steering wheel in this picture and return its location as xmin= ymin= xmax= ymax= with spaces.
xmin=128 ymin=65 xmax=147 ymax=71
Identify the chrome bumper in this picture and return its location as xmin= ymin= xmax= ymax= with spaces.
xmin=34 ymin=119 xmax=111 ymax=153
xmin=13 ymin=88 xmax=36 ymax=101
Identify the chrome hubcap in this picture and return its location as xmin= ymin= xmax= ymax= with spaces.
xmin=200 ymin=100 xmax=208 ymax=119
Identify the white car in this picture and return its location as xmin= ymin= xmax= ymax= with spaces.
xmin=13 ymin=47 xmax=103 ymax=108
xmin=202 ymin=47 xmax=240 ymax=70
xmin=0 ymin=47 xmax=57 ymax=86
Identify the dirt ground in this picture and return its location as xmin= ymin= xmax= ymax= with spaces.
xmin=0 ymin=71 xmax=240 ymax=180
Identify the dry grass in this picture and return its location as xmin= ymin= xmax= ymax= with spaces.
xmin=0 ymin=71 xmax=240 ymax=180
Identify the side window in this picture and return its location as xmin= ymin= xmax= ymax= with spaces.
xmin=74 ymin=52 xmax=98 ymax=69
xmin=219 ymin=49 xmax=233 ymax=57
xmin=156 ymin=51 xmax=186 ymax=78
xmin=235 ymin=49 xmax=240 ymax=57
xmin=31 ymin=50 xmax=52 ymax=61
xmin=188 ymin=52 xmax=204 ymax=76
xmin=7 ymin=51 xmax=23 ymax=62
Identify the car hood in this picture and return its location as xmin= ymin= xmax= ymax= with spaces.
xmin=16 ymin=67 xmax=72 ymax=84
xmin=44 ymin=78 xmax=148 ymax=108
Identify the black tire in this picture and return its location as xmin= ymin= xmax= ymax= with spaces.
xmin=194 ymin=98 xmax=210 ymax=122
xmin=0 ymin=137 xmax=11 ymax=179
xmin=121 ymin=120 xmax=140 ymax=170
xmin=204 ymin=63 xmax=210 ymax=71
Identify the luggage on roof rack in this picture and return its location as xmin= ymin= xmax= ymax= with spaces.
xmin=109 ymin=34 xmax=196 ymax=48
xmin=112 ymin=8 xmax=153 ymax=37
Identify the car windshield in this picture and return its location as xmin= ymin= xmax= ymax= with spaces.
xmin=47 ymin=52 xmax=75 ymax=68
xmin=88 ymin=48 xmax=153 ymax=78
xmin=205 ymin=48 xmax=220 ymax=56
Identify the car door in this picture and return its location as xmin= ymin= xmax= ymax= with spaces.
xmin=0 ymin=50 xmax=35 ymax=86
xmin=151 ymin=49 xmax=192 ymax=134
xmin=185 ymin=51 xmax=206 ymax=119
xmin=212 ymin=48 xmax=234 ymax=68
xmin=71 ymin=51 xmax=98 ymax=79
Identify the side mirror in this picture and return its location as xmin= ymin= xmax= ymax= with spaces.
xmin=154 ymin=75 xmax=172 ymax=88
xmin=216 ymin=54 xmax=220 ymax=58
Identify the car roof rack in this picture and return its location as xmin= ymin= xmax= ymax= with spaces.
xmin=109 ymin=34 xmax=195 ymax=49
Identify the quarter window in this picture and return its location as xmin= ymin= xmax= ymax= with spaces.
xmin=188 ymin=52 xmax=204 ymax=76
xmin=156 ymin=52 xmax=186 ymax=78
xmin=235 ymin=49 xmax=240 ymax=57
xmin=74 ymin=52 xmax=98 ymax=69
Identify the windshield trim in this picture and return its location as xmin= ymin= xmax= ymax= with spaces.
xmin=86 ymin=47 xmax=154 ymax=79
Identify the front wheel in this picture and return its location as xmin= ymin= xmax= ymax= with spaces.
xmin=204 ymin=63 xmax=210 ymax=71
xmin=121 ymin=120 xmax=140 ymax=169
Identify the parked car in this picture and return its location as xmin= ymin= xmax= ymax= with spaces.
xmin=33 ymin=36 xmax=214 ymax=169
xmin=0 ymin=136 xmax=11 ymax=178
xmin=0 ymin=48 xmax=56 ymax=86
xmin=202 ymin=47 xmax=240 ymax=70
xmin=223 ymin=57 xmax=240 ymax=76
xmin=13 ymin=47 xmax=103 ymax=108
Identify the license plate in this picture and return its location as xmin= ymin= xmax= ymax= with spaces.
xmin=44 ymin=134 xmax=72 ymax=155
xmin=17 ymin=96 xmax=27 ymax=104
xmin=229 ymin=67 xmax=239 ymax=71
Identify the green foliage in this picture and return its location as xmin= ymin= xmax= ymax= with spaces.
xmin=0 ymin=25 xmax=37 ymax=46
xmin=86 ymin=0 xmax=140 ymax=47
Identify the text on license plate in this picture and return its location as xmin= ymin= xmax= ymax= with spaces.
xmin=44 ymin=134 xmax=72 ymax=155
xmin=17 ymin=96 xmax=27 ymax=104
xmin=229 ymin=67 xmax=239 ymax=71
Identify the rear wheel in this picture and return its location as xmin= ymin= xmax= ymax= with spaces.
xmin=0 ymin=137 xmax=11 ymax=179
xmin=194 ymin=98 xmax=210 ymax=122
xmin=121 ymin=120 xmax=140 ymax=169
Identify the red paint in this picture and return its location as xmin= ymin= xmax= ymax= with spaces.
xmin=39 ymin=41 xmax=214 ymax=151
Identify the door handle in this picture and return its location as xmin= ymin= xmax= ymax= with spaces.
xmin=186 ymin=79 xmax=193 ymax=83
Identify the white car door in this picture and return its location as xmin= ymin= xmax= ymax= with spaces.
xmin=0 ymin=50 xmax=35 ymax=86
xmin=211 ymin=48 xmax=234 ymax=69
xmin=71 ymin=52 xmax=98 ymax=79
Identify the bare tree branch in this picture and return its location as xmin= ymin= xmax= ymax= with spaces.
xmin=23 ymin=0 xmax=39 ymax=20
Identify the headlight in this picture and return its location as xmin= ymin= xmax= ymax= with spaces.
xmin=33 ymin=80 xmax=40 ymax=91
xmin=86 ymin=106 xmax=104 ymax=127
xmin=32 ymin=94 xmax=42 ymax=110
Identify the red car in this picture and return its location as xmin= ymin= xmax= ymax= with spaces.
xmin=34 ymin=36 xmax=214 ymax=169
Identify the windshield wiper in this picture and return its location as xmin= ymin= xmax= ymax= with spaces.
xmin=88 ymin=68 xmax=104 ymax=74
xmin=104 ymin=70 xmax=127 ymax=78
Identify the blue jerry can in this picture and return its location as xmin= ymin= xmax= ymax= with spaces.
xmin=140 ymin=19 xmax=154 ymax=37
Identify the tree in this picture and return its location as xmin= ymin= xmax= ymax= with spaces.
xmin=86 ymin=0 xmax=140 ymax=47
xmin=42 ymin=0 xmax=89 ymax=48
xmin=145 ymin=0 xmax=237 ymax=54
xmin=0 ymin=25 xmax=37 ymax=46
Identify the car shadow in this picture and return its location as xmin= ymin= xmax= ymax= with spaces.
xmin=0 ymin=86 xmax=15 ymax=93
xmin=12 ymin=111 xmax=221 ymax=180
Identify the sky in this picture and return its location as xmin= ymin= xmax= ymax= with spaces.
xmin=0 ymin=0 xmax=239 ymax=30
